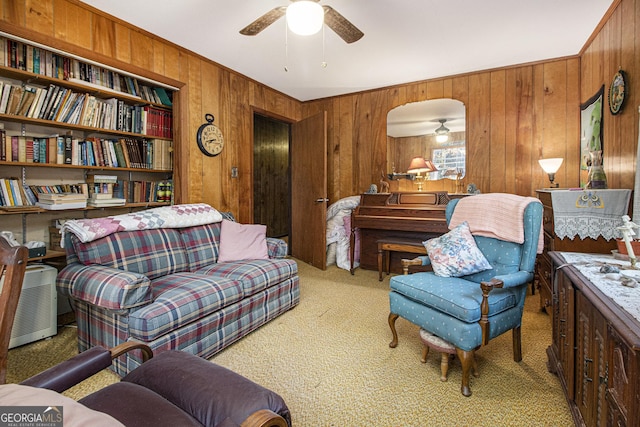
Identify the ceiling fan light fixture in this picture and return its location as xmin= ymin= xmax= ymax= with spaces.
xmin=286 ymin=1 xmax=324 ymax=36
xmin=434 ymin=119 xmax=450 ymax=142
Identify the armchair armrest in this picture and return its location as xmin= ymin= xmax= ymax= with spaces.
xmin=241 ymin=409 xmax=289 ymax=427
xmin=492 ymin=271 xmax=534 ymax=289
xmin=20 ymin=343 xmax=153 ymax=393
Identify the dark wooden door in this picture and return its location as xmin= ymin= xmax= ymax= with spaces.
xmin=290 ymin=111 xmax=327 ymax=269
xmin=253 ymin=114 xmax=290 ymax=237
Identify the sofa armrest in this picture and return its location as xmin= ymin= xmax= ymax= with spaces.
xmin=57 ymin=263 xmax=152 ymax=310
xmin=266 ymin=238 xmax=288 ymax=259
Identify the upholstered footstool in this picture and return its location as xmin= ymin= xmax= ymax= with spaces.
xmin=419 ymin=329 xmax=478 ymax=382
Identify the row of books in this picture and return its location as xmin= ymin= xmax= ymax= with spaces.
xmin=0 ymin=37 xmax=172 ymax=106
xmin=0 ymin=131 xmax=173 ymax=170
xmin=0 ymin=81 xmax=173 ymax=138
xmin=0 ymin=179 xmax=172 ymax=208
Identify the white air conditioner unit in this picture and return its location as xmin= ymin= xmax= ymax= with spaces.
xmin=0 ymin=264 xmax=57 ymax=348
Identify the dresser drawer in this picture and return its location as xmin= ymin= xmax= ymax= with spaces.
xmin=543 ymin=205 xmax=554 ymax=235
xmin=536 ymin=255 xmax=553 ymax=312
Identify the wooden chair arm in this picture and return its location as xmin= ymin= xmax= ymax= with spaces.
xmin=110 ymin=341 xmax=153 ymax=362
xmin=240 ymin=409 xmax=289 ymax=427
xmin=479 ymin=278 xmax=504 ymax=346
xmin=401 ymin=257 xmax=424 ymax=275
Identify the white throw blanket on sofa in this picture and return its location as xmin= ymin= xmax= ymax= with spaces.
xmin=61 ymin=203 xmax=223 ymax=246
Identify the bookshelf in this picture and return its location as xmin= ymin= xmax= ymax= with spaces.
xmin=0 ymin=33 xmax=176 ymax=257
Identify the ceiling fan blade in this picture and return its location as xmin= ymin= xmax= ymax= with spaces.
xmin=239 ymin=6 xmax=287 ymax=36
xmin=323 ymin=6 xmax=364 ymax=44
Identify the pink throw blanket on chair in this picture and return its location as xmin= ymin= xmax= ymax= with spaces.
xmin=449 ymin=193 xmax=544 ymax=254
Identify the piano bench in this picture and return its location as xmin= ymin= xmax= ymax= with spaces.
xmin=377 ymin=238 xmax=427 ymax=281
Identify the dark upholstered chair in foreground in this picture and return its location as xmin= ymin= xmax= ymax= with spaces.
xmin=18 ymin=344 xmax=291 ymax=427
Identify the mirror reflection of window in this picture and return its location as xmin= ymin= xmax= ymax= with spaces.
xmin=387 ymin=99 xmax=466 ymax=181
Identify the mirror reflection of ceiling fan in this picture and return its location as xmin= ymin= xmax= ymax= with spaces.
xmin=239 ymin=0 xmax=364 ymax=44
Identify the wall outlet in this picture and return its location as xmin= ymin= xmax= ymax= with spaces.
xmin=231 ymin=167 xmax=238 ymax=178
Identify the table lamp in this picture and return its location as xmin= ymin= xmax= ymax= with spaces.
xmin=408 ymin=157 xmax=437 ymax=191
xmin=538 ymin=158 xmax=563 ymax=188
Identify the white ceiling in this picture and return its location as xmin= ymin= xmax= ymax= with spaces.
xmin=80 ymin=0 xmax=613 ymax=102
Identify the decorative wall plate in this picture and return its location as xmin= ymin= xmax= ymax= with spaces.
xmin=608 ymin=70 xmax=627 ymax=115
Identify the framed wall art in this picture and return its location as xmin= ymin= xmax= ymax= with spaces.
xmin=580 ymin=85 xmax=604 ymax=187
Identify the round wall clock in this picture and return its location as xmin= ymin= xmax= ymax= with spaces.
xmin=608 ymin=70 xmax=627 ymax=115
xmin=196 ymin=113 xmax=224 ymax=157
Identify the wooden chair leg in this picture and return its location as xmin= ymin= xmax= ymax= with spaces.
xmin=439 ymin=353 xmax=449 ymax=382
xmin=512 ymin=325 xmax=522 ymax=362
xmin=456 ymin=348 xmax=474 ymax=397
xmin=420 ymin=345 xmax=429 ymax=363
xmin=388 ymin=313 xmax=399 ymax=348
xmin=377 ymin=248 xmax=384 ymax=281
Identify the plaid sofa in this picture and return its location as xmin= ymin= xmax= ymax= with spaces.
xmin=57 ymin=220 xmax=299 ymax=376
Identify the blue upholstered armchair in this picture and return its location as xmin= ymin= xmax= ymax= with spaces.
xmin=388 ymin=194 xmax=543 ymax=396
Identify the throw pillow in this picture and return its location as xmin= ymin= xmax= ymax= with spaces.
xmin=423 ymin=221 xmax=492 ymax=277
xmin=218 ymin=219 xmax=269 ymax=262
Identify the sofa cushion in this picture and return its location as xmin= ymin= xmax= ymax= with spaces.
xmin=389 ymin=271 xmax=518 ymax=323
xmin=218 ymin=220 xmax=269 ymax=262
xmin=195 ymin=258 xmax=298 ymax=296
xmin=71 ymin=229 xmax=189 ymax=280
xmin=180 ymin=223 xmax=222 ymax=271
xmin=129 ymin=273 xmax=244 ymax=341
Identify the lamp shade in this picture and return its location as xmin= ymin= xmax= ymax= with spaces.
xmin=286 ymin=1 xmax=324 ymax=36
xmin=538 ymin=158 xmax=563 ymax=174
xmin=407 ymin=157 xmax=429 ymax=173
xmin=408 ymin=157 xmax=437 ymax=173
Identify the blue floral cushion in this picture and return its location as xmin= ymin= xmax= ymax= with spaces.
xmin=423 ymin=221 xmax=492 ymax=277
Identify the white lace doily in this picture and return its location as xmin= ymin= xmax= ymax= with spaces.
xmin=559 ymin=252 xmax=640 ymax=323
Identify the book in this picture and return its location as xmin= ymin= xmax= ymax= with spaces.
xmin=38 ymin=192 xmax=87 ymax=202
xmin=36 ymin=200 xmax=86 ymax=210
xmin=153 ymin=87 xmax=172 ymax=106
xmin=0 ymin=82 xmax=11 ymax=113
xmin=15 ymin=85 xmax=37 ymax=116
xmin=87 ymin=197 xmax=126 ymax=207
xmin=86 ymin=174 xmax=118 ymax=183
xmin=6 ymin=85 xmax=23 ymax=115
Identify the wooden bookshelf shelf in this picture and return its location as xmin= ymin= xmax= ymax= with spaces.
xmin=0 ymin=32 xmax=176 ymax=255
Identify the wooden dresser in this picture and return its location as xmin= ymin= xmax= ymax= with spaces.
xmin=535 ymin=190 xmax=619 ymax=315
xmin=547 ymin=252 xmax=640 ymax=427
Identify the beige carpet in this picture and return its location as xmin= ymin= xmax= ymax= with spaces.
xmin=8 ymin=261 xmax=573 ymax=426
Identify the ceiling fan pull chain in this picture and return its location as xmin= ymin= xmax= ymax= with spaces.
xmin=284 ymin=22 xmax=289 ymax=72
xmin=321 ymin=25 xmax=327 ymax=68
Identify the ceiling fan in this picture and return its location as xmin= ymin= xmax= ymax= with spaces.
xmin=239 ymin=0 xmax=364 ymax=44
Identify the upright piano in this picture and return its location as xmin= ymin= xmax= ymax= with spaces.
xmin=350 ymin=191 xmax=457 ymax=274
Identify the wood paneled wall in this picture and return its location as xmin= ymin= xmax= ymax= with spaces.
xmin=581 ymin=0 xmax=636 ymax=191
xmin=303 ymin=59 xmax=581 ymax=202
xmin=2 ymin=0 xmax=635 ymax=221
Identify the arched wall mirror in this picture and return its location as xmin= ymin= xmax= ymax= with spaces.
xmin=387 ymin=98 xmax=466 ymax=181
